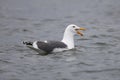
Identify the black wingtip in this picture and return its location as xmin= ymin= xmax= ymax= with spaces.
xmin=23 ymin=41 xmax=33 ymax=45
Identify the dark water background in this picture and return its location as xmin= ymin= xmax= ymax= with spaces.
xmin=0 ymin=0 xmax=120 ymax=80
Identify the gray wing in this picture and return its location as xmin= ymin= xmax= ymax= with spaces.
xmin=37 ymin=41 xmax=67 ymax=53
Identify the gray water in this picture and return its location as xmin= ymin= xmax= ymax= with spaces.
xmin=0 ymin=0 xmax=120 ymax=80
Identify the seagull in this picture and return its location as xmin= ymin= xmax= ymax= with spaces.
xmin=23 ymin=24 xmax=86 ymax=54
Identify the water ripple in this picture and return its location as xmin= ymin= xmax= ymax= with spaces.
xmin=80 ymin=68 xmax=120 ymax=73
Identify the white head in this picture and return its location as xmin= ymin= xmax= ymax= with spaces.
xmin=62 ymin=24 xmax=86 ymax=49
xmin=65 ymin=24 xmax=86 ymax=36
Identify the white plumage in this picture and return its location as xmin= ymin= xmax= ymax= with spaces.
xmin=23 ymin=24 xmax=86 ymax=54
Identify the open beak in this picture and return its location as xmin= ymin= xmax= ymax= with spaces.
xmin=75 ymin=27 xmax=86 ymax=36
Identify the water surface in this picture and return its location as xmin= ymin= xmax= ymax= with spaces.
xmin=0 ymin=0 xmax=120 ymax=80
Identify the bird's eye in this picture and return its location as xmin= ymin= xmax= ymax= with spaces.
xmin=73 ymin=26 xmax=75 ymax=28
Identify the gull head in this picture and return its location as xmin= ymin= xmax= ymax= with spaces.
xmin=66 ymin=24 xmax=86 ymax=36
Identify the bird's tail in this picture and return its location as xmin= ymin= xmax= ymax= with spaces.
xmin=23 ymin=41 xmax=33 ymax=46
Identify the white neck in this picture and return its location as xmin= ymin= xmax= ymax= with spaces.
xmin=61 ymin=29 xmax=75 ymax=49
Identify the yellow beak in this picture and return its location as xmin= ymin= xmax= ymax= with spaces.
xmin=79 ymin=27 xmax=86 ymax=31
xmin=75 ymin=27 xmax=86 ymax=36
